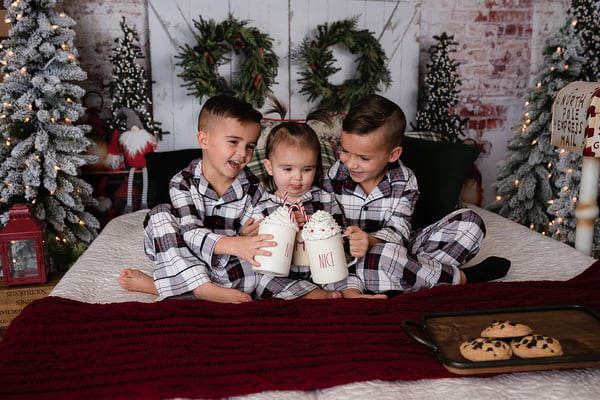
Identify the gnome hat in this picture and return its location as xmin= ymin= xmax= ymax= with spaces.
xmin=115 ymin=108 xmax=158 ymax=169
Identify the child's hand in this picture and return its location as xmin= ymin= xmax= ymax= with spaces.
xmin=292 ymin=209 xmax=307 ymax=228
xmin=343 ymin=226 xmax=370 ymax=258
xmin=239 ymin=218 xmax=262 ymax=236
xmin=233 ymin=234 xmax=277 ymax=267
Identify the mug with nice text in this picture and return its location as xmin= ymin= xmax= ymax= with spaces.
xmin=304 ymin=232 xmax=357 ymax=284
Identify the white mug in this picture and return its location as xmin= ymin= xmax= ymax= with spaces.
xmin=253 ymin=223 xmax=297 ymax=277
xmin=305 ymin=232 xmax=358 ymax=284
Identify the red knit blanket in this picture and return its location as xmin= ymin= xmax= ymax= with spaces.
xmin=2 ymin=261 xmax=600 ymax=400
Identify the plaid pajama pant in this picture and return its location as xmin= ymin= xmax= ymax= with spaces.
xmin=358 ymin=208 xmax=485 ymax=294
xmin=144 ymin=204 xmax=260 ymax=299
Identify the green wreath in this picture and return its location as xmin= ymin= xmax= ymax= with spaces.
xmin=176 ymin=15 xmax=279 ymax=107
xmin=295 ymin=17 xmax=392 ymax=112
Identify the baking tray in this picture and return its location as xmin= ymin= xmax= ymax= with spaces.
xmin=401 ymin=304 xmax=600 ymax=375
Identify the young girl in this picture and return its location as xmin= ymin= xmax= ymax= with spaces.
xmin=251 ymin=121 xmax=387 ymax=300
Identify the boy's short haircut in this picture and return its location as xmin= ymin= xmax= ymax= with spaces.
xmin=198 ymin=95 xmax=263 ymax=131
xmin=342 ymin=94 xmax=406 ymax=148
xmin=262 ymin=121 xmax=324 ymax=193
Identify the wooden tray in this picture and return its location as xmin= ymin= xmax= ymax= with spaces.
xmin=401 ymin=304 xmax=600 ymax=375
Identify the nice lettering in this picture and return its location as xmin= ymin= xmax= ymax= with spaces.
xmin=318 ymin=251 xmax=335 ymax=269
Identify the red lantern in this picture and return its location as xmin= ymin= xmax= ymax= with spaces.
xmin=0 ymin=204 xmax=47 ymax=286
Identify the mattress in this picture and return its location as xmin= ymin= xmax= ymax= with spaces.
xmin=49 ymin=206 xmax=600 ymax=399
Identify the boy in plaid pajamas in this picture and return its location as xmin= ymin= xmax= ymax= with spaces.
xmin=324 ymin=94 xmax=510 ymax=295
xmin=119 ymin=95 xmax=276 ymax=303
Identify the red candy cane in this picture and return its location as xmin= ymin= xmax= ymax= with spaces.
xmin=288 ymin=204 xmax=299 ymax=223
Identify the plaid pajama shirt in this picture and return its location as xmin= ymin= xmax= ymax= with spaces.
xmin=143 ymin=159 xmax=263 ymax=299
xmin=324 ymin=160 xmax=485 ymax=294
xmin=250 ymin=187 xmax=365 ymax=299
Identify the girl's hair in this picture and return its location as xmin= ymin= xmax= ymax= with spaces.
xmin=262 ymin=121 xmax=323 ymax=194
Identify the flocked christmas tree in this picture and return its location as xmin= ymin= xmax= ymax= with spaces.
xmin=106 ymin=17 xmax=160 ymax=137
xmin=0 ymin=0 xmax=99 ymax=255
xmin=488 ymin=13 xmax=586 ymax=233
xmin=546 ymin=0 xmax=600 ymax=249
xmin=411 ymin=32 xmax=468 ymax=143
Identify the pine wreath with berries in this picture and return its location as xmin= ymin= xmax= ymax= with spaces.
xmin=176 ymin=14 xmax=279 ymax=108
xmin=294 ymin=17 xmax=392 ymax=112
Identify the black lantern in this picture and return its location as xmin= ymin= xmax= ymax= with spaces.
xmin=0 ymin=204 xmax=47 ymax=286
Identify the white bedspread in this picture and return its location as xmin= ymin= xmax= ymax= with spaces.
xmin=51 ymin=206 xmax=600 ymax=400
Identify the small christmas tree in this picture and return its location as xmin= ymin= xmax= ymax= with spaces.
xmin=488 ymin=16 xmax=587 ymax=233
xmin=0 ymin=0 xmax=99 ymax=251
xmin=106 ymin=17 xmax=161 ymax=137
xmin=411 ymin=32 xmax=468 ymax=143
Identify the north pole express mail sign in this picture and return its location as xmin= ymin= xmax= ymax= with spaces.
xmin=551 ymin=81 xmax=600 ymax=156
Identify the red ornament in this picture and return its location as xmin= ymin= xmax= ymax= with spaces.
xmin=253 ymin=74 xmax=262 ymax=88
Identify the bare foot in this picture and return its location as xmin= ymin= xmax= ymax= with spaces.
xmin=301 ymin=288 xmax=343 ymax=300
xmin=118 ymin=269 xmax=159 ymax=295
xmin=192 ymin=282 xmax=252 ymax=304
xmin=341 ymin=288 xmax=388 ymax=299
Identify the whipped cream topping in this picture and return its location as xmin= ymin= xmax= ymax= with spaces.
xmin=301 ymin=210 xmax=341 ymax=240
xmin=260 ymin=206 xmax=299 ymax=231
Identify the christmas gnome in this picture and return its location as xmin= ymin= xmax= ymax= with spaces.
xmin=116 ymin=108 xmax=158 ymax=169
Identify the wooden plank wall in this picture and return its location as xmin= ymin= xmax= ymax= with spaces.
xmin=148 ymin=0 xmax=420 ymax=151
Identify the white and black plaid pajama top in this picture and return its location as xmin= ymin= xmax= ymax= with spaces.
xmin=143 ymin=158 xmax=263 ymax=299
xmin=324 ymin=159 xmax=485 ymax=294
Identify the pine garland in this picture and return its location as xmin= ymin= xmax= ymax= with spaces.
xmin=176 ymin=15 xmax=279 ymax=108
xmin=294 ymin=17 xmax=392 ymax=112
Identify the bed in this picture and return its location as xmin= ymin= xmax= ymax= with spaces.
xmin=1 ymin=129 xmax=600 ymax=399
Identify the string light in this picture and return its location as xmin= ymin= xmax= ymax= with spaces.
xmin=514 ymin=179 xmax=520 ymax=186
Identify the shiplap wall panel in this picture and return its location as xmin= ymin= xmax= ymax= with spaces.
xmin=149 ymin=0 xmax=420 ymax=151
